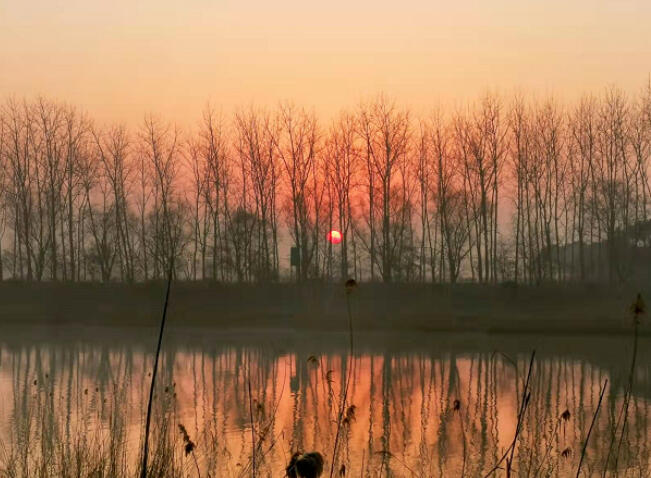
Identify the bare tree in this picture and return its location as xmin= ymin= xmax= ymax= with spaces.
xmin=429 ymin=110 xmax=470 ymax=282
xmin=357 ymin=96 xmax=411 ymax=282
xmin=139 ymin=115 xmax=184 ymax=278
xmin=273 ymin=102 xmax=320 ymax=281
xmin=595 ymin=88 xmax=630 ymax=282
xmin=82 ymin=137 xmax=117 ymax=282
xmin=235 ymin=106 xmax=279 ymax=281
xmin=93 ymin=125 xmax=135 ymax=281
xmin=321 ymin=112 xmax=358 ymax=279
xmin=568 ymin=95 xmax=598 ymax=281
xmin=0 ymin=114 xmax=6 ymax=280
xmin=1 ymin=85 xmax=649 ymax=285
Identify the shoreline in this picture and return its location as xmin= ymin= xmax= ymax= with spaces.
xmin=2 ymin=280 xmax=649 ymax=336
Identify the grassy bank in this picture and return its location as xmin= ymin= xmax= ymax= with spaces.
xmin=0 ymin=280 xmax=648 ymax=335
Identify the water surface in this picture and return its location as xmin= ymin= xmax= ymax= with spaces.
xmin=0 ymin=326 xmax=649 ymax=477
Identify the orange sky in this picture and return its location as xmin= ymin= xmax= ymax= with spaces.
xmin=1 ymin=0 xmax=650 ymax=127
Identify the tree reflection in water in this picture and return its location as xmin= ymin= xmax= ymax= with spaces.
xmin=0 ymin=330 xmax=648 ymax=477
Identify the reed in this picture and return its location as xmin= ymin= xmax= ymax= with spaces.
xmin=327 ymin=279 xmax=358 ymax=478
xmin=602 ymin=293 xmax=645 ymax=475
xmin=483 ymin=350 xmax=536 ymax=478
xmin=577 ymin=379 xmax=608 ymax=478
xmin=141 ymin=260 xmax=175 ymax=478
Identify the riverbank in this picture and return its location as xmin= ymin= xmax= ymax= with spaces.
xmin=0 ymin=280 xmax=648 ymax=335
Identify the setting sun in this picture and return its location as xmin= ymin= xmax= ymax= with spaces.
xmin=327 ymin=230 xmax=342 ymax=245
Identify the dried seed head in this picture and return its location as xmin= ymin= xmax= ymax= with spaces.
xmin=178 ymin=424 xmax=196 ymax=455
xmin=184 ymin=441 xmax=195 ymax=456
xmin=286 ymin=451 xmax=324 ymax=478
xmin=560 ymin=409 xmax=571 ymax=422
xmin=345 ymin=405 xmax=356 ymax=423
xmin=345 ymin=279 xmax=357 ymax=294
xmin=631 ymin=293 xmax=646 ymax=322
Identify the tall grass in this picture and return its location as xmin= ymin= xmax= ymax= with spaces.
xmin=328 ymin=279 xmax=357 ymax=478
xmin=577 ymin=379 xmax=608 ymax=478
xmin=141 ymin=261 xmax=174 ymax=478
xmin=602 ymin=293 xmax=645 ymax=475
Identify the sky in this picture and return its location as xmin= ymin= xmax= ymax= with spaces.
xmin=1 ymin=0 xmax=650 ymax=127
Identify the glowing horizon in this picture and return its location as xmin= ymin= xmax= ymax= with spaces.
xmin=1 ymin=0 xmax=650 ymax=127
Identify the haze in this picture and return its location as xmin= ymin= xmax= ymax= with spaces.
xmin=1 ymin=0 xmax=650 ymax=125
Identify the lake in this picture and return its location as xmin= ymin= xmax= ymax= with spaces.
xmin=0 ymin=326 xmax=649 ymax=477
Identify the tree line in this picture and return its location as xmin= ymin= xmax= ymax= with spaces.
xmin=0 ymin=84 xmax=649 ymax=284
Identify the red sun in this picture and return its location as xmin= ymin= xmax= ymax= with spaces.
xmin=327 ymin=230 xmax=342 ymax=244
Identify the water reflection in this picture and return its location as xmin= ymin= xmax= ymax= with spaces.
xmin=0 ymin=328 xmax=649 ymax=477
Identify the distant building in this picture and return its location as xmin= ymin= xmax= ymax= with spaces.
xmin=552 ymin=219 xmax=651 ymax=283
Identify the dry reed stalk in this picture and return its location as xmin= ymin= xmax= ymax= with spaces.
xmin=483 ymin=350 xmax=536 ymax=478
xmin=329 ymin=279 xmax=357 ymax=478
xmin=140 ymin=259 xmax=174 ymax=478
xmin=576 ymin=378 xmax=608 ymax=478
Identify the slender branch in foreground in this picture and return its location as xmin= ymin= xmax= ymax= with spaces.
xmin=577 ymin=379 xmax=608 ymax=478
xmin=612 ymin=294 xmax=644 ymax=472
xmin=602 ymin=293 xmax=644 ymax=475
xmin=483 ymin=350 xmax=536 ymax=478
xmin=248 ymin=369 xmax=256 ymax=478
xmin=532 ymin=415 xmax=562 ymax=478
xmin=140 ymin=259 xmax=174 ymax=478
xmin=329 ymin=279 xmax=357 ymax=478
